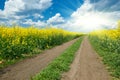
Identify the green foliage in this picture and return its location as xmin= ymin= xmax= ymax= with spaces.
xmin=89 ymin=36 xmax=120 ymax=80
xmin=32 ymin=37 xmax=83 ymax=80
xmin=0 ymin=26 xmax=82 ymax=68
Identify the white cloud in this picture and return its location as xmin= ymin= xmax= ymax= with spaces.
xmin=0 ymin=0 xmax=119 ymax=33
xmin=0 ymin=21 xmax=5 ymax=25
xmin=24 ymin=0 xmax=52 ymax=10
xmin=24 ymin=13 xmax=65 ymax=27
xmin=71 ymin=0 xmax=93 ymax=18
xmin=33 ymin=13 xmax=44 ymax=19
xmin=47 ymin=13 xmax=65 ymax=24
xmin=0 ymin=0 xmax=52 ymax=24
xmin=0 ymin=0 xmax=25 ymax=19
xmin=59 ymin=0 xmax=120 ymax=32
xmin=23 ymin=19 xmax=46 ymax=27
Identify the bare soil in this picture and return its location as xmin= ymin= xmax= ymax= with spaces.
xmin=0 ymin=38 xmax=78 ymax=80
xmin=61 ymin=37 xmax=112 ymax=80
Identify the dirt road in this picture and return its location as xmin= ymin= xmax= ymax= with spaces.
xmin=0 ymin=38 xmax=78 ymax=80
xmin=61 ymin=37 xmax=112 ymax=80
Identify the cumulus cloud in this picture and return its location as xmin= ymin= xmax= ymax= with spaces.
xmin=0 ymin=0 xmax=120 ymax=32
xmin=59 ymin=0 xmax=120 ymax=32
xmin=33 ymin=13 xmax=44 ymax=19
xmin=23 ymin=13 xmax=65 ymax=27
xmin=23 ymin=19 xmax=46 ymax=27
xmin=0 ymin=0 xmax=52 ymax=25
xmin=47 ymin=13 xmax=65 ymax=24
xmin=0 ymin=0 xmax=25 ymax=19
xmin=23 ymin=0 xmax=52 ymax=10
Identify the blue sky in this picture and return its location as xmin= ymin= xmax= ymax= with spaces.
xmin=0 ymin=0 xmax=120 ymax=32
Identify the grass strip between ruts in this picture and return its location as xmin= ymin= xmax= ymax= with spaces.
xmin=32 ymin=37 xmax=83 ymax=80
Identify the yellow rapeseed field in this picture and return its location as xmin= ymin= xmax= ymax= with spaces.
xmin=89 ymin=24 xmax=120 ymax=79
xmin=0 ymin=26 xmax=81 ymax=61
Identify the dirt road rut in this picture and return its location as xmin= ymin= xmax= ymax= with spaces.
xmin=0 ymin=38 xmax=78 ymax=80
xmin=62 ymin=37 xmax=112 ymax=80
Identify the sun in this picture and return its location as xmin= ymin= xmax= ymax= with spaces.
xmin=81 ymin=12 xmax=108 ymax=28
xmin=71 ymin=11 xmax=110 ymax=32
